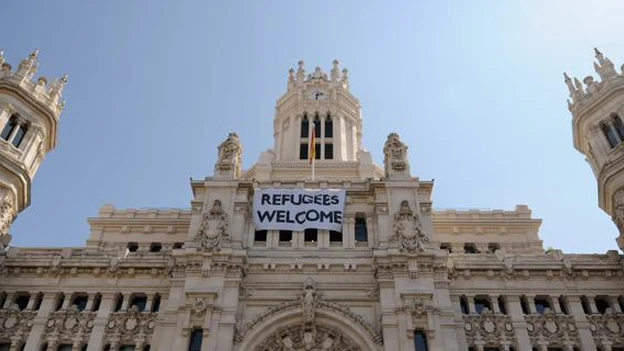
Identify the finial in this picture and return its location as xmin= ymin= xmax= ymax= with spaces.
xmin=331 ymin=59 xmax=340 ymax=81
xmin=333 ymin=59 xmax=339 ymax=66
xmin=594 ymin=47 xmax=602 ymax=57
xmin=0 ymin=49 xmax=4 ymax=66
xmin=61 ymin=74 xmax=69 ymax=83
xmin=563 ymin=72 xmax=576 ymax=95
xmin=573 ymin=77 xmax=583 ymax=90
xmin=563 ymin=72 xmax=571 ymax=81
xmin=298 ymin=60 xmax=304 ymax=70
xmin=30 ymin=49 xmax=39 ymax=60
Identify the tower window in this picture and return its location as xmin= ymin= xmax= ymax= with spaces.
xmin=602 ymin=122 xmax=619 ymax=148
xmin=324 ymin=143 xmax=333 ymax=160
xmin=127 ymin=242 xmax=139 ymax=252
xmin=313 ymin=115 xmax=321 ymax=137
xmin=11 ymin=124 xmax=27 ymax=148
xmin=355 ymin=216 xmax=368 ymax=242
xmin=613 ymin=115 xmax=624 ymax=140
xmin=301 ymin=115 xmax=309 ymax=138
xmin=314 ymin=143 xmax=321 ymax=160
xmin=299 ymin=143 xmax=308 ymax=160
xmin=324 ymin=115 xmax=333 ymax=138
xmin=0 ymin=116 xmax=17 ymax=141
xmin=149 ymin=243 xmax=162 ymax=252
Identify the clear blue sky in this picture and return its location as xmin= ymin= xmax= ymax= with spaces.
xmin=2 ymin=1 xmax=623 ymax=253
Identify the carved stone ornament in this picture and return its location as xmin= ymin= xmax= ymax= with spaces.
xmin=192 ymin=297 xmax=208 ymax=314
xmin=525 ymin=309 xmax=579 ymax=347
xmin=463 ymin=308 xmax=516 ymax=348
xmin=612 ymin=188 xmax=624 ymax=234
xmin=103 ymin=306 xmax=156 ymax=347
xmin=194 ymin=200 xmax=230 ymax=251
xmin=0 ymin=190 xmax=17 ymax=246
xmin=214 ymin=132 xmax=243 ymax=179
xmin=254 ymin=325 xmax=361 ymax=351
xmin=301 ymin=277 xmax=318 ymax=326
xmin=44 ymin=306 xmax=96 ymax=346
xmin=383 ymin=132 xmax=410 ymax=178
xmin=587 ymin=310 xmax=624 ymax=347
xmin=391 ymin=201 xmax=430 ymax=252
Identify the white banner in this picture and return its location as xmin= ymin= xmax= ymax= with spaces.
xmin=253 ymin=188 xmax=346 ymax=231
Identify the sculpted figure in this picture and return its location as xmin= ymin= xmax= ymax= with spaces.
xmin=0 ymin=191 xmax=16 ymax=244
xmin=301 ymin=278 xmax=317 ymax=325
xmin=383 ymin=133 xmax=410 ymax=178
xmin=194 ymin=200 xmax=230 ymax=251
xmin=392 ymin=200 xmax=429 ymax=252
xmin=215 ymin=133 xmax=243 ymax=179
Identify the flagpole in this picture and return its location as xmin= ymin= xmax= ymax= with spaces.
xmin=312 ymin=157 xmax=315 ymax=181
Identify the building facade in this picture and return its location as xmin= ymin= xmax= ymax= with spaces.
xmin=0 ymin=53 xmax=623 ymax=351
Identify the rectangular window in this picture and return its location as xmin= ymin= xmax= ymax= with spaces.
xmin=72 ymin=295 xmax=88 ymax=311
xmin=57 ymin=345 xmax=73 ymax=351
xmin=474 ymin=297 xmax=491 ymax=314
xmin=15 ymin=294 xmax=30 ymax=310
xmin=413 ymin=330 xmax=428 ymax=351
xmin=0 ymin=344 xmax=10 ymax=351
xmin=11 ymin=125 xmax=27 ymax=148
xmin=189 ymin=329 xmax=203 ymax=351
xmin=581 ymin=295 xmax=591 ymax=314
xmin=114 ymin=294 xmax=123 ymax=312
xmin=91 ymin=294 xmax=102 ymax=312
xmin=279 ymin=230 xmax=292 ymax=242
xmin=254 ymin=230 xmax=267 ymax=242
xmin=0 ymin=119 xmax=16 ymax=141
xmin=595 ymin=296 xmax=611 ymax=314
xmin=520 ymin=295 xmax=530 ymax=314
xmin=460 ymin=295 xmax=469 ymax=315
xmin=300 ymin=143 xmax=308 ymax=160
xmin=355 ymin=217 xmax=368 ymax=242
xmin=329 ymin=230 xmax=342 ymax=242
xmin=55 ymin=293 xmax=65 ymax=311
xmin=314 ymin=143 xmax=321 ymax=159
xmin=464 ymin=243 xmax=477 ymax=254
xmin=534 ymin=297 xmax=551 ymax=315
xmin=304 ymin=228 xmax=317 ymax=242
xmin=324 ymin=143 xmax=333 ymax=160
xmin=130 ymin=295 xmax=147 ymax=312
xmin=119 ymin=346 xmax=135 ymax=351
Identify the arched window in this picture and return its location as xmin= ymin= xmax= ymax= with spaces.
xmin=11 ymin=123 xmax=27 ymax=148
xmin=300 ymin=114 xmax=309 ymax=138
xmin=0 ymin=116 xmax=17 ymax=141
xmin=613 ymin=115 xmax=624 ymax=140
xmin=602 ymin=122 xmax=619 ymax=148
xmin=324 ymin=114 xmax=333 ymax=138
xmin=313 ymin=114 xmax=321 ymax=138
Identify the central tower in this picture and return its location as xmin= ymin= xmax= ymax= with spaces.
xmin=249 ymin=60 xmax=381 ymax=181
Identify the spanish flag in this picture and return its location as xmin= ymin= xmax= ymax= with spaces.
xmin=309 ymin=125 xmax=316 ymax=165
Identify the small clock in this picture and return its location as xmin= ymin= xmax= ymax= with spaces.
xmin=308 ymin=89 xmax=327 ymax=100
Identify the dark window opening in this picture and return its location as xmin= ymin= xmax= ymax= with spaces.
xmin=114 ymin=294 xmax=123 ymax=312
xmin=324 ymin=115 xmax=333 ymax=138
xmin=324 ymin=143 xmax=333 ymax=160
xmin=414 ymin=330 xmax=429 ymax=351
xmin=474 ymin=297 xmax=491 ymax=314
xmin=15 ymin=294 xmax=30 ymax=310
xmin=173 ymin=242 xmax=184 ymax=249
xmin=130 ymin=295 xmax=147 ymax=312
xmin=464 ymin=243 xmax=477 ymax=254
xmin=595 ymin=296 xmax=611 ymax=314
xmin=301 ymin=116 xmax=309 ymax=138
xmin=313 ymin=115 xmax=321 ymax=137
xmin=329 ymin=230 xmax=342 ymax=242
xmin=279 ymin=230 xmax=292 ymax=242
xmin=304 ymin=228 xmax=317 ymax=242
xmin=72 ymin=295 xmax=88 ymax=311
xmin=0 ymin=293 xmax=6 ymax=309
xmin=314 ymin=143 xmax=321 ymax=160
xmin=189 ymin=328 xmax=203 ymax=351
xmin=151 ymin=294 xmax=161 ymax=313
xmin=55 ymin=293 xmax=65 ymax=311
xmin=11 ymin=124 xmax=27 ymax=148
xmin=127 ymin=242 xmax=139 ymax=252
xmin=0 ymin=117 xmax=17 ymax=141
xmin=91 ymin=294 xmax=102 ymax=312
xmin=143 ymin=346 xmax=151 ymax=351
xmin=484 ymin=348 xmax=501 ymax=351
xmin=299 ymin=143 xmax=308 ymax=160
xmin=602 ymin=123 xmax=619 ymax=148
xmin=558 ymin=296 xmax=569 ymax=315
xmin=520 ymin=295 xmax=530 ymax=314
xmin=488 ymin=243 xmax=500 ymax=253
xmin=119 ymin=346 xmax=135 ymax=351
xmin=614 ymin=115 xmax=624 ymax=140
xmin=460 ymin=295 xmax=469 ymax=315
xmin=355 ymin=216 xmax=368 ymax=242
xmin=581 ymin=295 xmax=591 ymax=314
xmin=440 ymin=243 xmax=451 ymax=253
xmin=149 ymin=243 xmax=162 ymax=252
xmin=618 ymin=296 xmax=624 ymax=314
xmin=497 ymin=295 xmax=508 ymax=315
xmin=534 ymin=297 xmax=551 ymax=314
xmin=57 ymin=345 xmax=73 ymax=351
xmin=254 ymin=230 xmax=267 ymax=242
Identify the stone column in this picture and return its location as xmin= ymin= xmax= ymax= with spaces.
xmin=567 ymin=296 xmax=597 ymax=351
xmin=587 ymin=297 xmax=598 ymax=315
xmin=467 ymin=296 xmax=475 ymax=315
xmin=491 ymin=295 xmax=500 ymax=314
xmin=365 ymin=214 xmax=375 ymax=248
xmin=506 ymin=296 xmax=532 ymax=351
xmin=379 ymin=279 xmax=400 ymax=351
xmin=345 ymin=217 xmax=355 ymax=249
xmin=24 ymin=292 xmax=57 ymax=351
xmin=61 ymin=292 xmax=72 ymax=310
xmin=86 ymin=292 xmax=117 ymax=351
xmin=526 ymin=296 xmax=536 ymax=315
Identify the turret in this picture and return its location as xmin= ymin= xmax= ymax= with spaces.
xmin=567 ymin=49 xmax=624 ymax=249
xmin=0 ymin=49 xmax=67 ymax=248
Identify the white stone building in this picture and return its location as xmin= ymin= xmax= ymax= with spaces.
xmin=0 ymin=51 xmax=624 ymax=351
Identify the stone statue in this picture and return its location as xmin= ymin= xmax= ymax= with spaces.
xmin=383 ymin=133 xmax=410 ymax=178
xmin=301 ymin=277 xmax=317 ymax=325
xmin=194 ymin=200 xmax=230 ymax=251
xmin=613 ymin=189 xmax=624 ymax=234
xmin=0 ymin=190 xmax=16 ymax=249
xmin=214 ymin=133 xmax=243 ymax=179
xmin=391 ymin=200 xmax=429 ymax=252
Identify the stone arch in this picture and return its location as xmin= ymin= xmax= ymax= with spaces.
xmin=235 ymin=306 xmax=383 ymax=351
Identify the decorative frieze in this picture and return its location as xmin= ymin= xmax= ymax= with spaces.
xmin=525 ymin=309 xmax=579 ymax=349
xmin=587 ymin=310 xmax=624 ymax=349
xmin=463 ymin=309 xmax=516 ymax=349
xmin=103 ymin=307 xmax=157 ymax=349
xmin=0 ymin=304 xmax=36 ymax=348
xmin=44 ymin=306 xmax=96 ymax=348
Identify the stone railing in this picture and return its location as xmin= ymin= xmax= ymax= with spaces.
xmin=44 ymin=306 xmax=97 ymax=349
xmin=462 ymin=309 xmax=516 ymax=350
xmin=0 ymin=304 xmax=37 ymax=349
xmin=103 ymin=307 xmax=157 ymax=350
xmin=587 ymin=310 xmax=624 ymax=350
xmin=525 ymin=310 xmax=579 ymax=350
